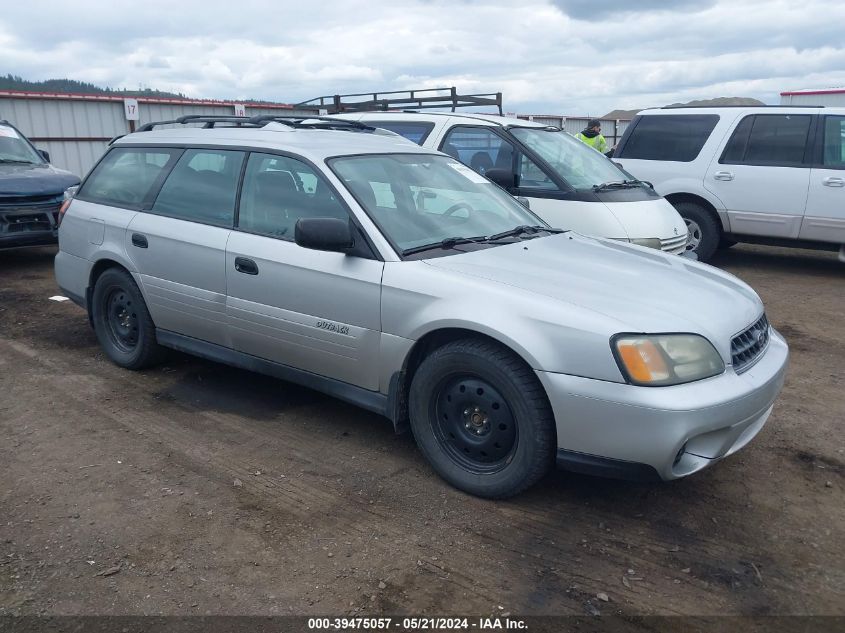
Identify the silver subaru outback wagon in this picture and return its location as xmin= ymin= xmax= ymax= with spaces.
xmin=54 ymin=115 xmax=789 ymax=498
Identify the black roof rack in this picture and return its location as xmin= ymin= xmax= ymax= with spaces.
xmin=297 ymin=87 xmax=503 ymax=115
xmin=135 ymin=114 xmax=378 ymax=134
xmin=660 ymin=104 xmax=825 ymax=109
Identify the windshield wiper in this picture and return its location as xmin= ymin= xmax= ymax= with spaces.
xmin=0 ymin=158 xmax=38 ymax=164
xmin=486 ymin=225 xmax=565 ymax=241
xmin=592 ymin=181 xmax=640 ymax=192
xmin=402 ymin=235 xmax=488 ymax=256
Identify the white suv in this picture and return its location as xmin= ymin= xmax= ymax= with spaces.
xmin=333 ymin=112 xmax=690 ymax=255
xmin=615 ymin=106 xmax=845 ymax=262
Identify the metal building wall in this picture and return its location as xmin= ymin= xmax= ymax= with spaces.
xmin=0 ymin=94 xmax=315 ymax=177
xmin=520 ymin=115 xmax=631 ymax=147
xmin=780 ymin=91 xmax=845 ymax=106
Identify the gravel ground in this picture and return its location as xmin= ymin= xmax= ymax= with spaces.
xmin=0 ymin=243 xmax=842 ymax=618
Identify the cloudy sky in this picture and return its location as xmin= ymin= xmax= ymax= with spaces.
xmin=2 ymin=0 xmax=844 ymax=116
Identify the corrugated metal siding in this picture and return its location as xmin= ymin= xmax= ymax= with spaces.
xmin=780 ymin=92 xmax=845 ymax=107
xmin=522 ymin=115 xmax=630 ymax=147
xmin=0 ymin=95 xmax=316 ymax=177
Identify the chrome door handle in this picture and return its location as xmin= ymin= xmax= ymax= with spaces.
xmin=714 ymin=171 xmax=734 ymax=181
xmin=822 ymin=177 xmax=845 ymax=187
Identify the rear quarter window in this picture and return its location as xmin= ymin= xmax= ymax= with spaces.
xmin=78 ymin=148 xmax=180 ymax=208
xmin=617 ymin=114 xmax=720 ymax=162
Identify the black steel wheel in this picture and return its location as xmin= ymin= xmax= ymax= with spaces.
xmin=409 ymin=338 xmax=556 ymax=498
xmin=91 ymin=267 xmax=164 ymax=370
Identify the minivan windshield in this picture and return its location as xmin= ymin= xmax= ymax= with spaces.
xmin=0 ymin=124 xmax=43 ymax=164
xmin=510 ymin=127 xmax=627 ymax=190
xmin=330 ymin=154 xmax=551 ymax=254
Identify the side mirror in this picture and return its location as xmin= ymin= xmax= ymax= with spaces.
xmin=38 ymin=149 xmax=51 ymax=163
xmin=484 ymin=168 xmax=515 ymax=191
xmin=295 ymin=218 xmax=354 ymax=253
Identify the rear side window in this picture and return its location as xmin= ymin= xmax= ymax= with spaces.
xmin=152 ymin=149 xmax=245 ymax=227
xmin=78 ymin=148 xmax=179 ymax=207
xmin=721 ymin=114 xmax=812 ymax=166
xmin=822 ymin=116 xmax=845 ymax=167
xmin=366 ymin=121 xmax=435 ymax=145
xmin=617 ymin=114 xmax=719 ymax=162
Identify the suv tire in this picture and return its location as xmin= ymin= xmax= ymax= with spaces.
xmin=91 ymin=268 xmax=164 ymax=370
xmin=409 ymin=338 xmax=555 ymax=498
xmin=674 ymin=201 xmax=720 ymax=262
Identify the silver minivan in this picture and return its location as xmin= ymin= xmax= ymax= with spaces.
xmin=55 ymin=115 xmax=788 ymax=498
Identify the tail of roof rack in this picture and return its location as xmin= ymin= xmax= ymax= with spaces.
xmin=134 ymin=114 xmax=377 ymax=134
xmin=660 ymin=104 xmax=826 ymax=109
xmin=297 ymin=87 xmax=503 ymax=115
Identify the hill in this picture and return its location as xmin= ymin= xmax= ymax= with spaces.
xmin=603 ymin=96 xmax=766 ymax=120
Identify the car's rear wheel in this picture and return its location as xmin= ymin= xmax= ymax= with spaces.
xmin=409 ymin=338 xmax=555 ymax=498
xmin=91 ymin=268 xmax=164 ymax=369
xmin=674 ymin=201 xmax=720 ymax=262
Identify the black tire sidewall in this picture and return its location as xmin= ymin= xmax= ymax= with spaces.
xmin=409 ymin=342 xmax=554 ymax=498
xmin=91 ymin=269 xmax=158 ymax=369
xmin=675 ymin=202 xmax=720 ymax=262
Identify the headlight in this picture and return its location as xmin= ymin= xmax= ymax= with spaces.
xmin=630 ymin=238 xmax=662 ymax=250
xmin=612 ymin=334 xmax=724 ymax=386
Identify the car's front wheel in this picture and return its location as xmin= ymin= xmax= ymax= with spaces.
xmin=409 ymin=338 xmax=555 ymax=498
xmin=91 ymin=267 xmax=164 ymax=370
xmin=674 ymin=201 xmax=720 ymax=262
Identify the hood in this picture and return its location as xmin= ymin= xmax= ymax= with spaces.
xmin=0 ymin=163 xmax=80 ymax=198
xmin=424 ymin=233 xmax=763 ymax=359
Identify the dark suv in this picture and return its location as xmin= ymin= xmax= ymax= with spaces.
xmin=0 ymin=120 xmax=80 ymax=249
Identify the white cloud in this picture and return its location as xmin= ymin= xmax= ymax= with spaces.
xmin=0 ymin=0 xmax=844 ymax=115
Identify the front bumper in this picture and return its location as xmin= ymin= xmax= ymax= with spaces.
xmin=0 ymin=204 xmax=61 ymax=249
xmin=536 ymin=328 xmax=789 ymax=481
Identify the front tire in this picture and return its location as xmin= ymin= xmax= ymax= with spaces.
xmin=409 ymin=339 xmax=555 ymax=498
xmin=674 ymin=201 xmax=721 ymax=262
xmin=91 ymin=268 xmax=164 ymax=370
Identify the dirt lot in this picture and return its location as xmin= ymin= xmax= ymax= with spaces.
xmin=0 ymin=243 xmax=843 ymax=618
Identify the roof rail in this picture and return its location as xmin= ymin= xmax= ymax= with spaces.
xmin=247 ymin=114 xmax=376 ymax=131
xmin=136 ymin=115 xmax=256 ymax=131
xmin=660 ymin=104 xmax=825 ymax=109
xmin=135 ymin=114 xmax=379 ymax=134
xmin=297 ymin=87 xmax=504 ymax=115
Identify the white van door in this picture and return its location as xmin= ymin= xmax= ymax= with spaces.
xmin=704 ymin=113 xmax=812 ymax=239
xmin=801 ymin=114 xmax=845 ymax=243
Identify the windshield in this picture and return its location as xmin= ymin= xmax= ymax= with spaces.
xmin=330 ymin=154 xmax=547 ymax=254
xmin=0 ymin=125 xmax=43 ymax=164
xmin=510 ymin=127 xmax=626 ymax=190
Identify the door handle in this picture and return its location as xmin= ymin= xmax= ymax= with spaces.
xmin=234 ymin=257 xmax=259 ymax=275
xmin=131 ymin=233 xmax=148 ymax=248
xmin=713 ymin=171 xmax=734 ymax=181
xmin=822 ymin=177 xmax=845 ymax=187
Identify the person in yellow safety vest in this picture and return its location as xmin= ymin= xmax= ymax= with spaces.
xmin=576 ymin=119 xmax=608 ymax=154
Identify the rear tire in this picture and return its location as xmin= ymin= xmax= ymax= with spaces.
xmin=409 ymin=338 xmax=555 ymax=498
xmin=673 ymin=201 xmax=720 ymax=262
xmin=91 ymin=268 xmax=164 ymax=370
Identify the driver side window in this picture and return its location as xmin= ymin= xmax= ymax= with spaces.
xmin=518 ymin=153 xmax=558 ymax=190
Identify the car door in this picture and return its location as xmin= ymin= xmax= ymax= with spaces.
xmin=225 ymin=152 xmax=384 ymax=391
xmin=705 ymin=113 xmax=813 ymax=238
xmin=801 ymin=114 xmax=845 ymax=243
xmin=126 ymin=148 xmax=244 ymax=348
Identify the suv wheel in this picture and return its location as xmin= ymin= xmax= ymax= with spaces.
xmin=674 ymin=201 xmax=720 ymax=262
xmin=91 ymin=268 xmax=164 ymax=369
xmin=409 ymin=339 xmax=555 ymax=498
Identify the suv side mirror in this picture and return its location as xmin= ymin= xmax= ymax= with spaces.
xmin=38 ymin=149 xmax=51 ymax=163
xmin=484 ymin=168 xmax=515 ymax=191
xmin=295 ymin=218 xmax=354 ymax=253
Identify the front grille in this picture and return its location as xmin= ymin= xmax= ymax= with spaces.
xmin=731 ymin=314 xmax=770 ymax=373
xmin=661 ymin=233 xmax=688 ymax=255
xmin=0 ymin=205 xmax=60 ymax=235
